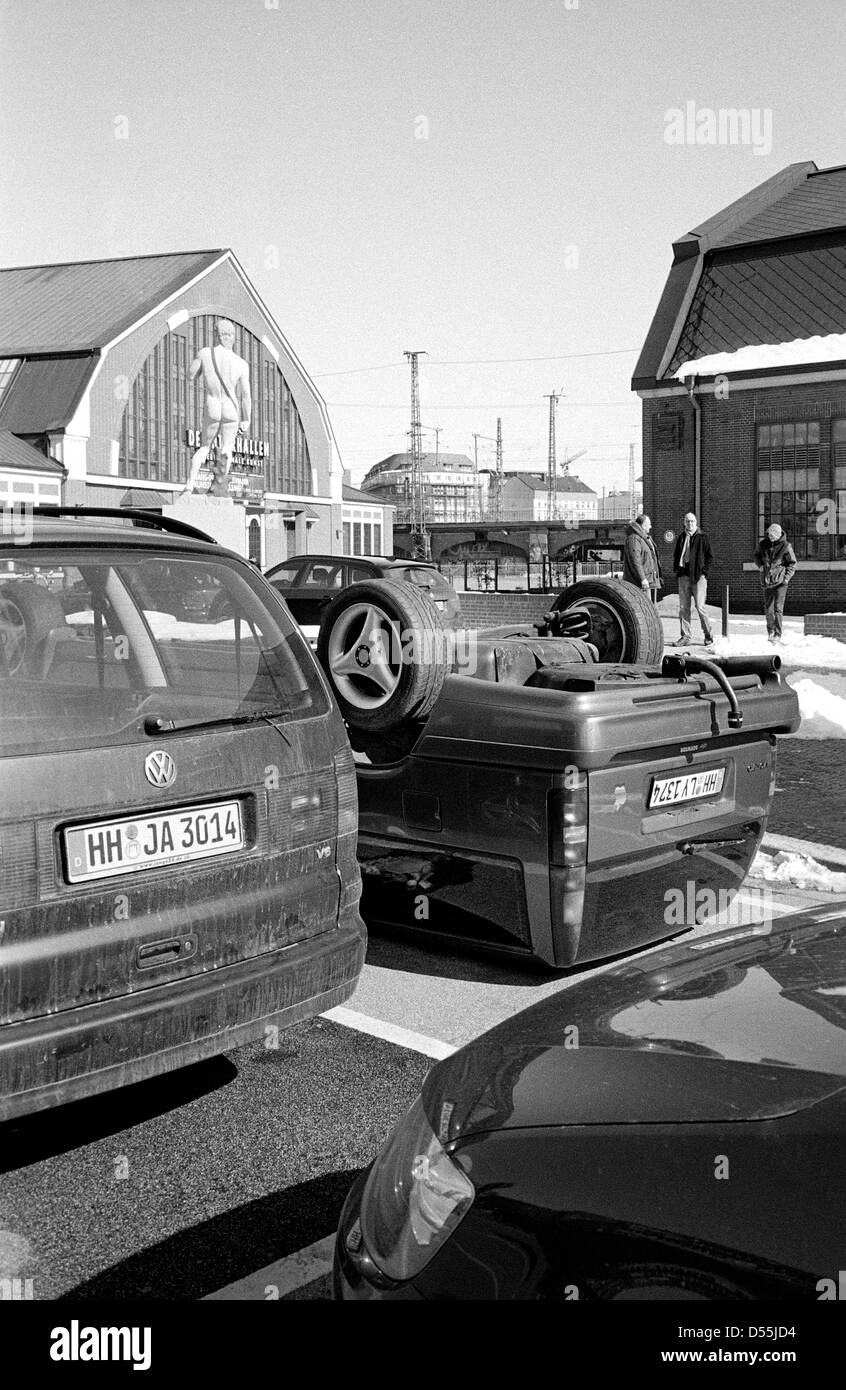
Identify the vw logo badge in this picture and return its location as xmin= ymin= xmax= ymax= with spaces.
xmin=145 ymin=750 xmax=176 ymax=788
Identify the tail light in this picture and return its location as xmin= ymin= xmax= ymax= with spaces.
xmin=548 ymin=770 xmax=588 ymax=965
xmin=334 ymin=744 xmax=362 ymax=915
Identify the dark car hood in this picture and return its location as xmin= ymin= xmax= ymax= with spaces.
xmin=427 ymin=911 xmax=846 ymax=1140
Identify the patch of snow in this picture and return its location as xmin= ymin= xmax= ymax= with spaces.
xmin=676 ymin=333 xmax=846 ymax=379
xmin=789 ymin=676 xmax=846 ymax=738
xmin=703 ymin=630 xmax=846 ymax=669
xmin=748 ymin=849 xmax=846 ymax=894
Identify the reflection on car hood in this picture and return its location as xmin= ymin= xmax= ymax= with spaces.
xmin=426 ymin=910 xmax=846 ymax=1140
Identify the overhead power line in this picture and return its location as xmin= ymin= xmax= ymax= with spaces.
xmin=313 ymin=347 xmax=640 ymax=377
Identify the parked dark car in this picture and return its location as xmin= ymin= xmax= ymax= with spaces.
xmin=312 ymin=574 xmax=799 ymax=967
xmin=265 ymin=553 xmax=461 ymax=632
xmin=0 ymin=507 xmax=365 ymax=1121
xmin=335 ymin=906 xmax=845 ymax=1300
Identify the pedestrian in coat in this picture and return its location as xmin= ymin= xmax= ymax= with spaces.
xmin=754 ymin=523 xmax=797 ymax=643
xmin=622 ymin=515 xmax=662 ymax=601
xmin=671 ymin=512 xmax=714 ymax=646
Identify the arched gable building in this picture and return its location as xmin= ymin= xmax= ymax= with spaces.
xmin=0 ymin=249 xmax=345 ymax=563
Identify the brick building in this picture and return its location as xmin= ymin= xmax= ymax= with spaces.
xmin=634 ymin=161 xmax=846 ymax=612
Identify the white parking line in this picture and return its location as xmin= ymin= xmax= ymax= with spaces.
xmin=322 ymin=1005 xmax=458 ymax=1059
xmin=204 ymin=1235 xmax=335 ymax=1301
xmin=762 ymin=831 xmax=846 ymax=868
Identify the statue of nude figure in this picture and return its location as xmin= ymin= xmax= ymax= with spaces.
xmin=183 ymin=318 xmax=252 ymax=496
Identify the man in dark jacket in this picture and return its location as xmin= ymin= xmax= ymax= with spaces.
xmin=754 ymin=523 xmax=797 ymax=643
xmin=622 ymin=515 xmax=662 ymax=600
xmin=672 ymin=512 xmax=714 ymax=646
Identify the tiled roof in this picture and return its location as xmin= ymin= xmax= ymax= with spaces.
xmin=0 ymin=430 xmax=65 ymax=474
xmin=668 ymin=240 xmax=846 ymax=374
xmin=0 ymin=250 xmax=224 ymax=355
xmin=503 ymin=472 xmax=596 ymax=494
xmin=712 ymin=167 xmax=846 ymax=248
xmin=0 ymin=355 xmax=96 ymax=432
xmin=635 ymin=164 xmax=846 ymax=387
xmin=342 ymin=483 xmax=393 ymax=506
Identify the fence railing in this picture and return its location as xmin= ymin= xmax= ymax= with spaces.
xmin=437 ymin=557 xmax=622 ymax=592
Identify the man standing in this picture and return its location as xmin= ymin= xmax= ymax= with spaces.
xmin=183 ymin=318 xmax=252 ymax=496
xmin=672 ymin=511 xmax=714 ymax=647
xmin=754 ymin=522 xmax=797 ymax=644
xmin=622 ymin=514 xmax=662 ymax=600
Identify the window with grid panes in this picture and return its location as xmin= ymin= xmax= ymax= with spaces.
xmin=756 ymin=420 xmax=822 ymax=559
xmin=118 ymin=318 xmax=313 ymax=493
xmin=833 ymin=420 xmax=846 ymax=558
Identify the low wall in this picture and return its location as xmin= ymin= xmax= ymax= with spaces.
xmin=804 ymin=613 xmax=846 ymax=644
xmin=456 ymin=592 xmax=556 ymax=627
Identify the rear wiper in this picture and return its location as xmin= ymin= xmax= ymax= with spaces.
xmin=143 ymin=707 xmax=293 ymax=737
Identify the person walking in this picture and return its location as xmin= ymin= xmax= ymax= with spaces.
xmin=622 ymin=514 xmax=662 ymax=601
xmin=672 ymin=512 xmax=714 ymax=647
xmin=754 ymin=523 xmax=797 ymax=644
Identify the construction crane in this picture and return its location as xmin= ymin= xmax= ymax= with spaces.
xmin=404 ymin=350 xmax=429 ymax=559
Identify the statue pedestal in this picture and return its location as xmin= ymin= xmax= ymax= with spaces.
xmin=164 ymin=494 xmax=245 ymax=554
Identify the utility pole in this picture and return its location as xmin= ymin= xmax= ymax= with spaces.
xmin=404 ymin=349 xmax=429 ymax=559
xmin=544 ymin=388 xmax=564 ymax=520
xmin=492 ymin=416 xmax=503 ymax=523
xmin=628 ymin=442 xmax=637 ymax=519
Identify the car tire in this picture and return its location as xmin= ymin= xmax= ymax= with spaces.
xmin=550 ymin=577 xmax=664 ymax=664
xmin=0 ymin=583 xmax=65 ymax=676
xmin=317 ymin=578 xmax=448 ymax=732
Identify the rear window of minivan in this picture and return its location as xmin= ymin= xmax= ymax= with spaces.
xmin=0 ymin=550 xmax=327 ymax=755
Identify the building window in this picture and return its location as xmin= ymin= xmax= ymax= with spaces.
xmin=374 ymin=523 xmax=382 ymax=555
xmin=0 ymin=359 xmax=21 ymax=407
xmin=247 ymin=516 xmax=262 ymax=565
xmin=353 ymin=522 xmax=362 ymax=554
xmin=362 ymin=523 xmax=372 ymax=555
xmin=756 ymin=421 xmax=821 ymax=559
xmin=833 ymin=420 xmax=846 ymax=559
xmin=343 ymin=521 xmax=351 ymax=551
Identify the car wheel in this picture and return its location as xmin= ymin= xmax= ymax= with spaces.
xmin=316 ymin=579 xmax=448 ymax=731
xmin=551 ymin=577 xmax=664 ymax=664
xmin=0 ymin=583 xmax=65 ymax=676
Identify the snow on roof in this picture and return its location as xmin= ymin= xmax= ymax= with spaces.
xmin=675 ymin=333 xmax=846 ymax=379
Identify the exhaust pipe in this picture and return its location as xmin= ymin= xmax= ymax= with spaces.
xmin=662 ymin=653 xmax=745 ymax=728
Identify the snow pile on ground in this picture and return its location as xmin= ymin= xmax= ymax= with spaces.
xmin=789 ymin=676 xmax=846 ymax=738
xmin=703 ymin=628 xmax=846 ymax=668
xmin=748 ymin=849 xmax=846 ymax=893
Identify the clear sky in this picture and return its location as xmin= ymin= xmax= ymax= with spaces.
xmin=1 ymin=0 xmax=844 ymax=487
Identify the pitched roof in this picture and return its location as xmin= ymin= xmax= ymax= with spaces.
xmin=0 ymin=430 xmax=65 ymax=474
xmin=0 ymin=250 xmax=225 ymax=355
xmin=668 ymin=240 xmax=846 ymax=375
xmin=503 ymin=472 xmax=596 ymax=494
xmin=342 ymin=482 xmax=394 ymax=506
xmin=0 ymin=355 xmax=95 ymax=432
xmin=634 ymin=163 xmax=846 ymax=387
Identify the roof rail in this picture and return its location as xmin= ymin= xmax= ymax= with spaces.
xmin=28 ymin=505 xmax=217 ymax=545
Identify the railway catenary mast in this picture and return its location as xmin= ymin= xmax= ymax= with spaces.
xmin=404 ymin=349 xmax=429 ymax=559
xmin=544 ymin=388 xmax=564 ymax=521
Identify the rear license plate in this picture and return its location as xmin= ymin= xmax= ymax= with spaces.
xmin=65 ymin=800 xmax=244 ymax=883
xmin=648 ymin=766 xmax=726 ymax=809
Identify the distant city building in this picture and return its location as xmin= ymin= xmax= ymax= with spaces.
xmin=360 ymin=452 xmax=482 ymax=523
xmin=596 ymin=489 xmax=642 ymax=520
xmin=341 ymin=479 xmax=394 ymax=555
xmin=499 ymin=472 xmax=598 ymax=522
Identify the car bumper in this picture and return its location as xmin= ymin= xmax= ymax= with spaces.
xmin=0 ymin=913 xmax=366 ymax=1122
